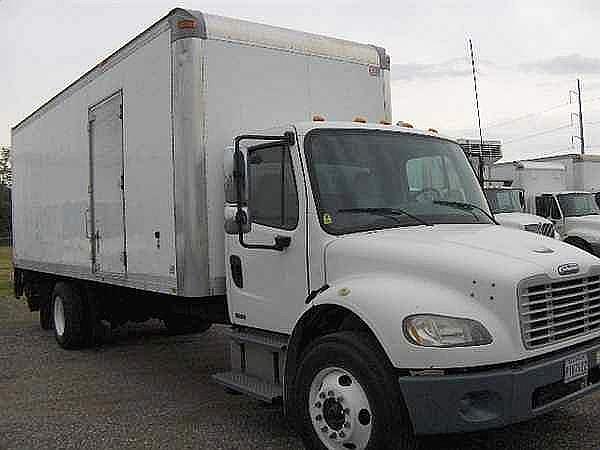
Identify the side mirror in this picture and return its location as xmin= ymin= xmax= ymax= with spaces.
xmin=224 ymin=146 xmax=248 ymax=204
xmin=224 ymin=146 xmax=251 ymax=234
xmin=518 ymin=191 xmax=525 ymax=210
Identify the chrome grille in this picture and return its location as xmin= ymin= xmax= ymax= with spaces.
xmin=524 ymin=223 xmax=555 ymax=237
xmin=518 ymin=269 xmax=600 ymax=349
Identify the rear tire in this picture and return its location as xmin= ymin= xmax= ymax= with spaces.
xmin=39 ymin=299 xmax=53 ymax=330
xmin=292 ymin=331 xmax=417 ymax=450
xmin=163 ymin=315 xmax=211 ymax=335
xmin=52 ymin=282 xmax=89 ymax=349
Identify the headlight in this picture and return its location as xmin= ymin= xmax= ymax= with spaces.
xmin=403 ymin=314 xmax=492 ymax=347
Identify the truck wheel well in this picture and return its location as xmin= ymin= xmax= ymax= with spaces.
xmin=284 ymin=304 xmax=389 ymax=412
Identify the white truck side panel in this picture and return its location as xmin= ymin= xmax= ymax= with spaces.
xmin=201 ymin=39 xmax=388 ymax=292
xmin=12 ymin=29 xmax=177 ymax=293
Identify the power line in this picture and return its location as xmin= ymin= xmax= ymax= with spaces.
xmin=503 ymin=124 xmax=572 ymax=145
xmin=482 ymin=102 xmax=570 ymax=131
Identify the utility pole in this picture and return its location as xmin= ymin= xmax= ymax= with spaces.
xmin=570 ymin=79 xmax=585 ymax=155
xmin=468 ymin=39 xmax=485 ymax=187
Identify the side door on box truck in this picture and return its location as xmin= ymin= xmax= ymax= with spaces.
xmin=88 ymin=92 xmax=127 ymax=275
xmin=226 ymin=128 xmax=308 ymax=334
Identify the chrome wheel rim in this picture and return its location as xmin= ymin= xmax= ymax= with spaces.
xmin=54 ymin=296 xmax=65 ymax=337
xmin=309 ymin=367 xmax=372 ymax=450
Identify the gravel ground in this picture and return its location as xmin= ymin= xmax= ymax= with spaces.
xmin=2 ymin=297 xmax=600 ymax=449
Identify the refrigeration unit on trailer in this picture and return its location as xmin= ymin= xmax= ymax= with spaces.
xmin=12 ymin=8 xmax=600 ymax=450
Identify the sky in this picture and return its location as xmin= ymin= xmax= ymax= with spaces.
xmin=2 ymin=0 xmax=600 ymax=161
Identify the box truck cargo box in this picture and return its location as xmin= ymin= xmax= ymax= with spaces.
xmin=12 ymin=8 xmax=391 ymax=298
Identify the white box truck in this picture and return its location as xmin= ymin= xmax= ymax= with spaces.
xmin=12 ymin=9 xmax=600 ymax=449
xmin=491 ymin=161 xmax=600 ymax=255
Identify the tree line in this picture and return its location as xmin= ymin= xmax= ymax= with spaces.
xmin=0 ymin=147 xmax=11 ymax=243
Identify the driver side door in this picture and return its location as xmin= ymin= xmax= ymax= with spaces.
xmin=225 ymin=131 xmax=308 ymax=334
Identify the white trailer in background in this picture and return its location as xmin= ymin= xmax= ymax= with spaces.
xmin=11 ymin=9 xmax=600 ymax=450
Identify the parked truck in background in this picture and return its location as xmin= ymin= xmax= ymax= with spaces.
xmin=484 ymin=185 xmax=557 ymax=238
xmin=491 ymin=160 xmax=600 ymax=255
xmin=12 ymin=9 xmax=600 ymax=450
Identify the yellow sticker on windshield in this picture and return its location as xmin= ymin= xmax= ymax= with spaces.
xmin=323 ymin=213 xmax=333 ymax=225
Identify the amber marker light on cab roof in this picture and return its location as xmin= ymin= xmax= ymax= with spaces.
xmin=428 ymin=128 xmax=439 ymax=133
xmin=397 ymin=121 xmax=414 ymax=128
xmin=353 ymin=116 xmax=367 ymax=123
xmin=312 ymin=114 xmax=326 ymax=122
xmin=177 ymin=19 xmax=197 ymax=29
xmin=379 ymin=120 xmax=392 ymax=125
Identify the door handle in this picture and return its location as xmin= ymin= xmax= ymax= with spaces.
xmin=274 ymin=235 xmax=292 ymax=251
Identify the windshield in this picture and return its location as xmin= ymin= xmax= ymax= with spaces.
xmin=558 ymin=193 xmax=600 ymax=217
xmin=304 ymin=129 xmax=492 ymax=234
xmin=485 ymin=189 xmax=523 ymax=214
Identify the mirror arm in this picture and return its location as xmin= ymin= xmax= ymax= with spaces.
xmin=234 ymin=132 xmax=295 ymax=252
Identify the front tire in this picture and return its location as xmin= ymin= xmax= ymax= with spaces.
xmin=52 ymin=282 xmax=89 ymax=349
xmin=292 ymin=332 xmax=416 ymax=450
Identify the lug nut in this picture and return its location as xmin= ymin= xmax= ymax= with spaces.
xmin=329 ymin=433 xmax=337 ymax=439
xmin=319 ymin=392 xmax=326 ymax=399
xmin=315 ymin=401 xmax=322 ymax=408
xmin=339 ymin=431 xmax=346 ymax=438
xmin=315 ymin=414 xmax=322 ymax=421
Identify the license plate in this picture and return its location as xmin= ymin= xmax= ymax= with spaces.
xmin=564 ymin=354 xmax=589 ymax=384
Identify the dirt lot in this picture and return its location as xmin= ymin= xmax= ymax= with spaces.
xmin=2 ymin=294 xmax=600 ymax=449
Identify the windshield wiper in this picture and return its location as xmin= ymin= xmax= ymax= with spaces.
xmin=433 ymin=200 xmax=498 ymax=224
xmin=338 ymin=207 xmax=432 ymax=227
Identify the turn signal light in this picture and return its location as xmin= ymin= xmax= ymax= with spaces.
xmin=397 ymin=121 xmax=414 ymax=128
xmin=353 ymin=116 xmax=367 ymax=123
xmin=177 ymin=19 xmax=197 ymax=29
xmin=313 ymin=115 xmax=326 ymax=122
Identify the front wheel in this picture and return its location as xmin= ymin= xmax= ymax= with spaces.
xmin=292 ymin=331 xmax=416 ymax=450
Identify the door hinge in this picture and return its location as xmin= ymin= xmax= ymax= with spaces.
xmin=121 ymin=251 xmax=128 ymax=267
xmin=119 ymin=104 xmax=123 ymax=120
xmin=120 ymin=175 xmax=124 ymax=190
xmin=87 ymin=120 xmax=94 ymax=133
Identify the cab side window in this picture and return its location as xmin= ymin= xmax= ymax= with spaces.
xmin=248 ymin=144 xmax=299 ymax=230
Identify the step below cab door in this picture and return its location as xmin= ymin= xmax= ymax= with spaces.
xmin=225 ymin=128 xmax=308 ymax=334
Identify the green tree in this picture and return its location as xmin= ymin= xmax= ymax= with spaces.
xmin=0 ymin=147 xmax=11 ymax=242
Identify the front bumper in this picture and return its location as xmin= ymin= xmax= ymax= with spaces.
xmin=398 ymin=338 xmax=600 ymax=435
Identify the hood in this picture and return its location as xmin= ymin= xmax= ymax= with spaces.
xmin=494 ymin=212 xmax=552 ymax=230
xmin=325 ymin=224 xmax=597 ymax=286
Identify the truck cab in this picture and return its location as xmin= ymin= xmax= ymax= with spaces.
xmin=485 ymin=186 xmax=557 ymax=238
xmin=536 ymin=191 xmax=600 ymax=255
xmin=217 ymin=120 xmax=600 ymax=448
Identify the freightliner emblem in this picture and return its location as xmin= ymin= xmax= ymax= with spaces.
xmin=558 ymin=263 xmax=580 ymax=276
